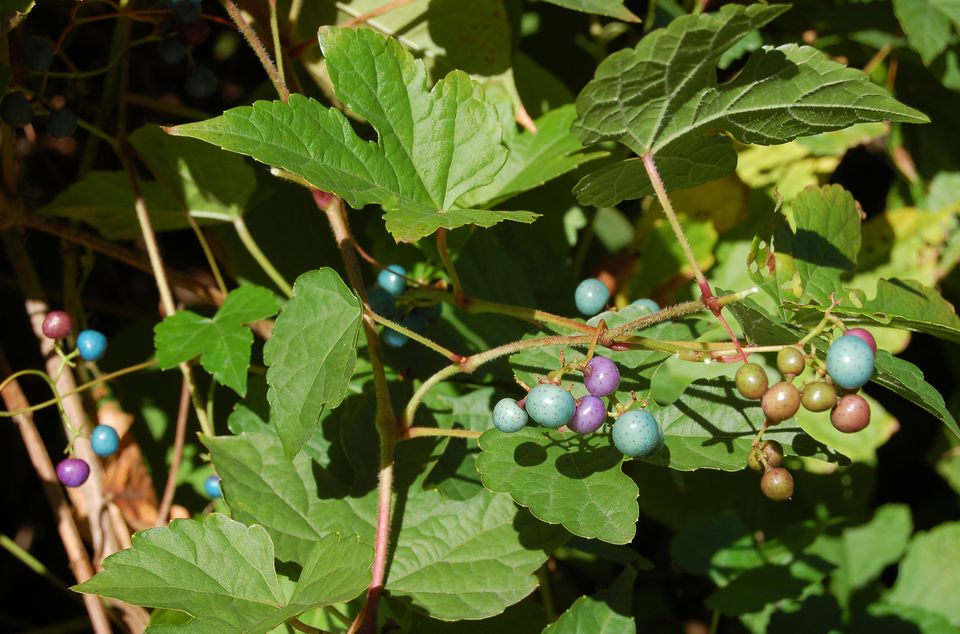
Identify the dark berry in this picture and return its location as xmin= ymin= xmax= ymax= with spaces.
xmin=184 ymin=66 xmax=217 ymax=98
xmin=366 ymin=285 xmax=396 ymax=316
xmin=91 ymin=425 xmax=120 ymax=457
xmin=568 ymin=395 xmax=606 ymax=434
xmin=42 ymin=310 xmax=73 ymax=339
xmin=22 ymin=36 xmax=54 ymax=72
xmin=47 ymin=108 xmax=77 ymax=138
xmin=801 ymin=381 xmax=837 ymax=413
xmin=57 ymin=458 xmax=90 ymax=487
xmin=760 ymin=467 xmax=794 ymax=501
xmin=158 ymin=37 xmax=187 ymax=64
xmin=76 ymin=329 xmax=107 ymax=361
xmin=179 ymin=19 xmax=210 ymax=46
xmin=761 ymin=381 xmax=801 ymax=423
xmin=826 ymin=335 xmax=875 ymax=389
xmin=831 ymin=393 xmax=871 ymax=433
xmin=174 ymin=0 xmax=203 ymax=21
xmin=583 ymin=356 xmax=620 ymax=397
xmin=735 ymin=363 xmax=768 ymax=400
xmin=747 ymin=440 xmax=784 ymax=472
xmin=415 ymin=303 xmax=443 ymax=323
xmin=776 ymin=347 xmax=805 ymax=376
xmin=1 ymin=92 xmax=33 ymax=127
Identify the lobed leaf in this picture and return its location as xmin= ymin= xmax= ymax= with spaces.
xmin=542 ymin=566 xmax=637 ymax=633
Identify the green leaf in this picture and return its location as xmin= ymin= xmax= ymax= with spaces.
xmin=154 ymin=285 xmax=282 ymax=396
xmin=170 ymin=27 xmax=539 ymax=243
xmin=540 ymin=0 xmax=640 ymax=22
xmin=872 ymin=351 xmax=960 ymax=440
xmin=893 ymin=0 xmax=960 ymax=64
xmin=263 ymin=269 xmax=363 ymax=458
xmin=542 ymin=566 xmax=637 ymax=634
xmin=571 ymin=4 xmax=928 ymax=206
xmin=74 ymin=514 xmax=371 ymax=633
xmin=888 ymin=521 xmax=960 ymax=626
xmin=476 ymin=427 xmax=639 ymax=545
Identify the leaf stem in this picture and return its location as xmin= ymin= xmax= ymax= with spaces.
xmin=367 ymin=311 xmax=464 ymax=363
xmin=405 ymin=427 xmax=483 ymax=440
xmin=220 ymin=0 xmax=289 ymax=101
xmin=155 ymin=377 xmax=191 ymax=526
xmin=436 ymin=229 xmax=464 ymax=304
xmin=232 ymin=217 xmax=294 ymax=299
xmin=268 ymin=0 xmax=286 ymax=90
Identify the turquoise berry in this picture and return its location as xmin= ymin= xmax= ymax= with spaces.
xmin=76 ymin=329 xmax=107 ymax=361
xmin=204 ymin=474 xmax=222 ymax=498
xmin=377 ymin=264 xmax=407 ymax=297
xmin=826 ymin=335 xmax=875 ymax=389
xmin=91 ymin=424 xmax=120 ymax=457
xmin=612 ymin=410 xmax=664 ymax=458
xmin=493 ymin=398 xmax=528 ymax=433
xmin=575 ymin=278 xmax=609 ymax=316
xmin=525 ymin=384 xmax=575 ymax=428
xmin=366 ymin=285 xmax=396 ymax=316
xmin=383 ymin=328 xmax=408 ymax=348
xmin=631 ymin=298 xmax=660 ymax=314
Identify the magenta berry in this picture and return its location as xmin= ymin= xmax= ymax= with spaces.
xmin=583 ymin=356 xmax=620 ymax=397
xmin=56 ymin=458 xmax=90 ymax=488
xmin=568 ymin=395 xmax=607 ymax=434
xmin=42 ymin=310 xmax=73 ymax=339
xmin=844 ymin=328 xmax=877 ymax=354
xmin=831 ymin=393 xmax=871 ymax=433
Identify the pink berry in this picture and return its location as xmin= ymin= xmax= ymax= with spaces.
xmin=568 ymin=395 xmax=606 ymax=434
xmin=583 ymin=356 xmax=620 ymax=397
xmin=42 ymin=310 xmax=73 ymax=339
xmin=844 ymin=328 xmax=877 ymax=354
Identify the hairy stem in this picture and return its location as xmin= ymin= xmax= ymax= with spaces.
xmin=268 ymin=0 xmax=286 ymax=89
xmin=367 ymin=311 xmax=463 ymax=362
xmin=221 ymin=0 xmax=289 ymax=101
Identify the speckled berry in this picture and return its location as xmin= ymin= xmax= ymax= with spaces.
xmin=801 ymin=381 xmax=837 ymax=413
xmin=735 ymin=363 xmax=768 ymax=400
xmin=831 ymin=393 xmax=871 ymax=433
xmin=91 ymin=424 xmax=120 ymax=457
xmin=761 ymin=381 xmax=801 ymax=423
xmin=56 ymin=458 xmax=90 ymax=488
xmin=776 ymin=347 xmax=805 ymax=376
xmin=844 ymin=328 xmax=877 ymax=354
xmin=826 ymin=335 xmax=875 ymax=389
xmin=76 ymin=329 xmax=107 ymax=361
xmin=574 ymin=278 xmax=609 ymax=316
xmin=747 ymin=440 xmax=784 ymax=472
xmin=568 ymin=395 xmax=606 ymax=434
xmin=612 ymin=410 xmax=664 ymax=458
xmin=760 ymin=467 xmax=794 ymax=501
xmin=525 ymin=384 xmax=575 ymax=429
xmin=493 ymin=398 xmax=528 ymax=433
xmin=583 ymin=356 xmax=620 ymax=397
xmin=204 ymin=474 xmax=222 ymax=498
xmin=631 ymin=298 xmax=660 ymax=314
xmin=377 ymin=264 xmax=407 ymax=298
xmin=42 ymin=310 xmax=73 ymax=339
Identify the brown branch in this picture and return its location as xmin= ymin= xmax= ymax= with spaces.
xmin=155 ymin=377 xmax=191 ymax=526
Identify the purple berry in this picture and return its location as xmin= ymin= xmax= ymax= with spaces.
xmin=583 ymin=356 xmax=620 ymax=397
xmin=844 ymin=328 xmax=877 ymax=354
xmin=42 ymin=310 xmax=73 ymax=339
xmin=568 ymin=395 xmax=607 ymax=434
xmin=56 ymin=458 xmax=90 ymax=487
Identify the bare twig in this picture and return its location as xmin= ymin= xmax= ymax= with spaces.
xmin=155 ymin=377 xmax=191 ymax=526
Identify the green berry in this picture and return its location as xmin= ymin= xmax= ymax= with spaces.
xmin=761 ymin=381 xmax=801 ymax=423
xmin=776 ymin=347 xmax=805 ymax=376
xmin=760 ymin=467 xmax=794 ymax=501
xmin=735 ymin=363 xmax=768 ymax=400
xmin=801 ymin=381 xmax=837 ymax=413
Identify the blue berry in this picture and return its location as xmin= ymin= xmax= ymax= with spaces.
xmin=47 ymin=108 xmax=77 ymax=138
xmin=416 ymin=303 xmax=443 ymax=323
xmin=1 ymin=92 xmax=33 ymax=127
xmin=524 ymin=384 xmax=575 ymax=428
xmin=493 ymin=398 xmax=528 ymax=433
xmin=574 ymin=278 xmax=609 ymax=316
xmin=583 ymin=356 xmax=620 ymax=397
xmin=57 ymin=458 xmax=90 ymax=488
xmin=568 ymin=395 xmax=606 ymax=434
xmin=76 ymin=329 xmax=108 ymax=361
xmin=185 ymin=65 xmax=217 ymax=98
xmin=383 ymin=328 xmax=408 ymax=348
xmin=377 ymin=265 xmax=407 ymax=298
xmin=23 ymin=36 xmax=54 ymax=72
xmin=366 ymin=285 xmax=396 ymax=316
xmin=91 ymin=424 xmax=120 ymax=457
xmin=158 ymin=37 xmax=187 ymax=64
xmin=612 ymin=410 xmax=663 ymax=458
xmin=631 ymin=298 xmax=660 ymax=314
xmin=204 ymin=474 xmax=222 ymax=498
xmin=825 ymin=335 xmax=875 ymax=389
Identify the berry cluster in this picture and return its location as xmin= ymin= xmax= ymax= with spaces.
xmin=155 ymin=0 xmax=218 ymax=99
xmin=493 ymin=355 xmax=665 ymax=459
xmin=0 ymin=37 xmax=79 ymax=137
xmin=368 ymin=264 xmax=442 ymax=348
xmin=737 ymin=328 xmax=877 ymax=501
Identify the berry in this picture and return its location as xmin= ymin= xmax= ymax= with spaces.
xmin=747 ymin=440 xmax=784 ymax=472
xmin=76 ymin=329 xmax=108 ymax=361
xmin=761 ymin=381 xmax=801 ymax=423
xmin=583 ymin=356 xmax=620 ymax=397
xmin=525 ymin=384 xmax=575 ymax=429
xmin=574 ymin=278 xmax=609 ymax=316
xmin=204 ymin=474 xmax=222 ymax=498
xmin=776 ymin=347 xmax=805 ymax=376
xmin=844 ymin=328 xmax=877 ymax=354
xmin=377 ymin=264 xmax=407 ymax=298
xmin=42 ymin=310 xmax=73 ymax=339
xmin=158 ymin=37 xmax=187 ymax=64
xmin=383 ymin=328 xmax=408 ymax=348
xmin=179 ymin=19 xmax=210 ymax=46
xmin=184 ymin=65 xmax=217 ymax=98
xmin=801 ymin=381 xmax=836 ymax=413
xmin=415 ymin=303 xmax=443 ymax=323
xmin=826 ymin=335 xmax=875 ymax=389
xmin=831 ymin=393 xmax=871 ymax=433
xmin=366 ymin=285 xmax=396 ymax=316
xmin=1 ymin=92 xmax=33 ymax=127
xmin=47 ymin=108 xmax=77 ymax=138
xmin=631 ymin=298 xmax=660 ymax=314
xmin=568 ymin=395 xmax=606 ymax=434
xmin=174 ymin=0 xmax=203 ymax=21
xmin=760 ymin=467 xmax=794 ymax=501
xmin=735 ymin=363 xmax=768 ymax=400
xmin=612 ymin=410 xmax=664 ymax=458
xmin=56 ymin=458 xmax=90 ymax=488
xmin=492 ymin=398 xmax=528 ymax=433
xmin=22 ymin=36 xmax=54 ymax=72
xmin=91 ymin=424 xmax=120 ymax=457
